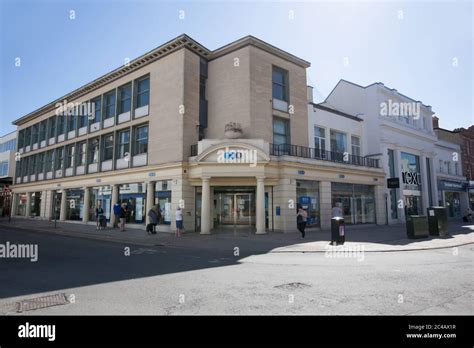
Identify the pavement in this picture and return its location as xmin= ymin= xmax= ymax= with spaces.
xmin=2 ymin=216 xmax=473 ymax=253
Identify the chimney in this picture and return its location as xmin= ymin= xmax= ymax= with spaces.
xmin=432 ymin=116 xmax=439 ymax=129
xmin=307 ymin=86 xmax=314 ymax=103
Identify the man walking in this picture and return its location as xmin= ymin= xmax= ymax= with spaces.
xmin=113 ymin=201 xmax=121 ymax=229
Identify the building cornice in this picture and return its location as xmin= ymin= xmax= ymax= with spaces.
xmin=12 ymin=34 xmax=310 ymax=127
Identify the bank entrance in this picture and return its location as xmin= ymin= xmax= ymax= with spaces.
xmin=214 ymin=187 xmax=256 ymax=226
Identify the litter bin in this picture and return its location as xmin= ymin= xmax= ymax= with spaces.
xmin=406 ymin=215 xmax=429 ymax=239
xmin=427 ymin=206 xmax=449 ymax=237
xmin=331 ymin=217 xmax=345 ymax=245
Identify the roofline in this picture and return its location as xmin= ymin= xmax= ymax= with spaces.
xmin=311 ymin=102 xmax=363 ymax=122
xmin=434 ymin=127 xmax=461 ymax=134
xmin=12 ymin=34 xmax=310 ymax=126
xmin=0 ymin=130 xmax=17 ymax=138
xmin=325 ymin=79 xmax=433 ymax=110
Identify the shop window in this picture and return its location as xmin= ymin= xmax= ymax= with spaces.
xmin=331 ymin=183 xmax=376 ymax=224
xmin=66 ymin=189 xmax=84 ymax=221
xmin=296 ymin=180 xmax=320 ymax=227
xmin=155 ymin=180 xmax=172 ymax=225
xmin=30 ymin=192 xmax=41 ymax=217
xmin=90 ymin=186 xmax=112 ymax=222
xmin=119 ymin=183 xmax=146 ymax=224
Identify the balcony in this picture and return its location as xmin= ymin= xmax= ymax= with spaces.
xmin=270 ymin=144 xmax=380 ymax=168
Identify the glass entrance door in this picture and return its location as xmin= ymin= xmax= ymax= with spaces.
xmin=216 ymin=192 xmax=255 ymax=226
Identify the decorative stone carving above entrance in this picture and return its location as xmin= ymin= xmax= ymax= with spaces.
xmin=224 ymin=122 xmax=243 ymax=139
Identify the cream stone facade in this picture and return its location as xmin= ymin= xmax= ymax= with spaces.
xmin=10 ymin=35 xmax=387 ymax=234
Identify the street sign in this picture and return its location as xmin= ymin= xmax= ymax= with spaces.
xmin=387 ymin=178 xmax=400 ymax=189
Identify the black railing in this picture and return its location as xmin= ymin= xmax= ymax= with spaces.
xmin=190 ymin=144 xmax=198 ymax=156
xmin=270 ymin=144 xmax=380 ymax=168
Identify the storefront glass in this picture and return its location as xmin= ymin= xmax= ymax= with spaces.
xmin=445 ymin=192 xmax=461 ymax=218
xmin=401 ymin=152 xmax=422 ymax=215
xmin=296 ymin=180 xmax=320 ymax=227
xmin=332 ymin=183 xmax=376 ymax=224
xmin=90 ymin=186 xmax=112 ymax=222
xmin=17 ymin=193 xmax=27 ymax=216
xmin=155 ymin=180 xmax=172 ymax=225
xmin=119 ymin=183 xmax=146 ymax=224
xmin=66 ymin=188 xmax=84 ymax=221
xmin=30 ymin=192 xmax=41 ymax=217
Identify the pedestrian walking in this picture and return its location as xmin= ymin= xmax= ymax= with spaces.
xmin=120 ymin=203 xmax=127 ymax=231
xmin=113 ymin=201 xmax=121 ymax=228
xmin=175 ymin=207 xmax=183 ymax=237
xmin=297 ymin=204 xmax=308 ymax=238
xmin=147 ymin=205 xmax=159 ymax=234
xmin=95 ymin=201 xmax=105 ymax=230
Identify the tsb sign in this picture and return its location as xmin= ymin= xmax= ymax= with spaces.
xmin=402 ymin=171 xmax=421 ymax=186
xmin=216 ymin=147 xmax=257 ymax=167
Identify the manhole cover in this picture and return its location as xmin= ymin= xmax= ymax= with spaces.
xmin=16 ymin=293 xmax=70 ymax=313
xmin=274 ymin=282 xmax=311 ymax=290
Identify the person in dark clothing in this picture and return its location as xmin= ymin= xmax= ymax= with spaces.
xmin=113 ymin=202 xmax=121 ymax=228
xmin=95 ymin=201 xmax=105 ymax=230
xmin=147 ymin=205 xmax=159 ymax=234
xmin=119 ymin=203 xmax=127 ymax=231
xmin=297 ymin=204 xmax=308 ymax=238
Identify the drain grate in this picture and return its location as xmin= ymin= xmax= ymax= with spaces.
xmin=274 ymin=282 xmax=311 ymax=290
xmin=16 ymin=293 xmax=70 ymax=313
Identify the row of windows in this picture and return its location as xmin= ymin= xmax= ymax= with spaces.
xmin=0 ymin=139 xmax=16 ymax=153
xmin=314 ymin=126 xmax=361 ymax=156
xmin=16 ymin=124 xmax=148 ymax=180
xmin=17 ymin=76 xmax=150 ymax=151
xmin=0 ymin=161 xmax=8 ymax=176
xmin=439 ymin=160 xmax=460 ymax=176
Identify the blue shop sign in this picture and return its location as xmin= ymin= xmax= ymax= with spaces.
xmin=438 ymin=180 xmax=467 ymax=192
xmin=299 ymin=196 xmax=311 ymax=205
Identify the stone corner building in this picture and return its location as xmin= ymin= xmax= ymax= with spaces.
xmin=11 ymin=34 xmax=387 ymax=234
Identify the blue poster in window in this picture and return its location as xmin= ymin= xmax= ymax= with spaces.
xmin=299 ymin=196 xmax=311 ymax=205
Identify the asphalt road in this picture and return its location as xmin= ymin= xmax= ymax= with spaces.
xmin=0 ymin=225 xmax=472 ymax=315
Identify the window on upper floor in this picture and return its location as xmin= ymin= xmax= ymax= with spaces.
xmin=118 ymin=83 xmax=132 ymax=114
xmin=134 ymin=125 xmax=148 ymax=155
xmin=91 ymin=97 xmax=102 ymax=123
xmin=49 ymin=117 xmax=56 ymax=139
xmin=31 ymin=124 xmax=39 ymax=145
xmin=18 ymin=130 xmax=24 ymax=149
xmin=351 ymin=136 xmax=361 ymax=157
xmin=117 ymin=130 xmax=130 ymax=159
xmin=24 ymin=127 xmax=31 ymax=147
xmin=273 ymin=117 xmax=290 ymax=145
xmin=103 ymin=134 xmax=114 ymax=161
xmin=0 ymin=161 xmax=8 ymax=177
xmin=446 ymin=161 xmax=451 ymax=174
xmin=272 ymin=67 xmax=288 ymax=102
xmin=454 ymin=162 xmax=459 ymax=175
xmin=55 ymin=147 xmax=64 ymax=170
xmin=28 ymin=155 xmax=36 ymax=175
xmin=78 ymin=109 xmax=88 ymax=128
xmin=66 ymin=144 xmax=75 ymax=168
xmin=37 ymin=152 xmax=45 ymax=174
xmin=330 ymin=130 xmax=347 ymax=153
xmin=104 ymin=91 xmax=116 ymax=120
xmin=135 ymin=76 xmax=150 ymax=109
xmin=57 ymin=116 xmax=66 ymax=136
xmin=314 ymin=126 xmax=326 ymax=152
xmin=88 ymin=138 xmax=99 ymax=164
xmin=46 ymin=150 xmax=54 ymax=172
xmin=76 ymin=142 xmax=86 ymax=166
xmin=67 ymin=113 xmax=76 ymax=132
xmin=39 ymin=121 xmax=47 ymax=142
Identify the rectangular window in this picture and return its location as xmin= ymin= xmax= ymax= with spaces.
xmin=37 ymin=152 xmax=45 ymax=174
xmin=0 ymin=161 xmax=8 ymax=176
xmin=118 ymin=83 xmax=132 ymax=114
xmin=447 ymin=162 xmax=451 ymax=174
xmin=39 ymin=121 xmax=47 ymax=142
xmin=103 ymin=134 xmax=114 ymax=160
xmin=66 ymin=144 xmax=75 ymax=168
xmin=31 ymin=124 xmax=39 ymax=144
xmin=88 ymin=138 xmax=99 ymax=164
xmin=439 ymin=160 xmax=443 ymax=173
xmin=46 ymin=150 xmax=54 ymax=172
xmin=55 ymin=147 xmax=64 ymax=170
xmin=79 ymin=110 xmax=87 ymax=128
xmin=314 ymin=126 xmax=326 ymax=152
xmin=22 ymin=157 xmax=29 ymax=176
xmin=18 ymin=130 xmax=24 ymax=149
xmin=92 ymin=97 xmax=101 ymax=123
xmin=24 ymin=127 xmax=31 ymax=147
xmin=455 ymin=162 xmax=459 ymax=175
xmin=134 ymin=125 xmax=148 ymax=155
xmin=76 ymin=142 xmax=86 ymax=166
xmin=273 ymin=117 xmax=290 ymax=145
xmin=49 ymin=117 xmax=56 ymax=138
xmin=272 ymin=67 xmax=288 ymax=101
xmin=330 ymin=130 xmax=347 ymax=153
xmin=118 ymin=130 xmax=130 ymax=158
xmin=351 ymin=136 xmax=361 ymax=156
xmin=68 ymin=113 xmax=76 ymax=132
xmin=28 ymin=155 xmax=36 ymax=175
xmin=135 ymin=76 xmax=149 ymax=108
xmin=104 ymin=91 xmax=116 ymax=119
xmin=57 ymin=116 xmax=65 ymax=135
